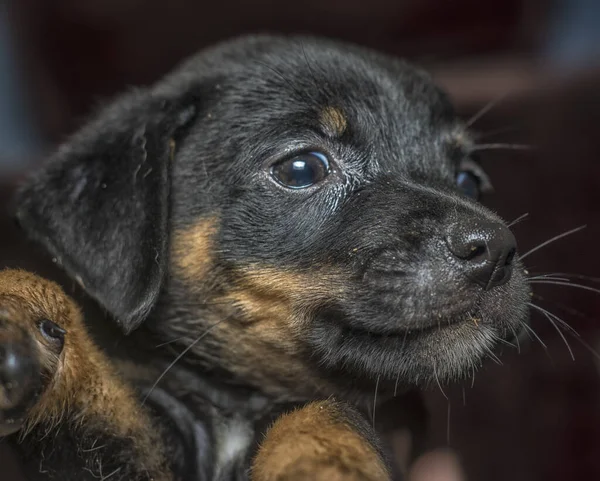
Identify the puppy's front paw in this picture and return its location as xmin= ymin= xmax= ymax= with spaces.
xmin=252 ymin=400 xmax=391 ymax=481
xmin=0 ymin=272 xmax=67 ymax=437
xmin=0 ymin=320 xmax=42 ymax=436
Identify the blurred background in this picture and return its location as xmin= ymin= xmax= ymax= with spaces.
xmin=1 ymin=1 xmax=600 ymax=480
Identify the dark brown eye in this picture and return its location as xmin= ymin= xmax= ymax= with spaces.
xmin=271 ymin=152 xmax=330 ymax=189
xmin=456 ymin=170 xmax=481 ymax=200
xmin=39 ymin=319 xmax=66 ymax=343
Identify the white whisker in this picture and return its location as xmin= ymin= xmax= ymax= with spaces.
xmin=472 ymin=143 xmax=534 ymax=152
xmin=372 ymin=374 xmax=380 ymax=428
xmin=465 ymin=92 xmax=511 ymax=127
xmin=508 ymin=212 xmax=529 ymax=228
xmin=520 ymin=226 xmax=586 ymax=260
xmin=529 ymin=303 xmax=575 ymax=360
xmin=529 ymin=280 xmax=600 ymax=296
xmin=142 ymin=319 xmax=226 ymax=404
xmin=520 ymin=321 xmax=548 ymax=349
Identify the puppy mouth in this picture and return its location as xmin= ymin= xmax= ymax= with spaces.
xmin=317 ymin=299 xmax=483 ymax=340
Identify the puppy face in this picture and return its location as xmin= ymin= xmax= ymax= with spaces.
xmin=16 ymin=36 xmax=529 ymax=400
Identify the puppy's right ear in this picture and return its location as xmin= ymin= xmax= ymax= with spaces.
xmin=14 ymin=89 xmax=197 ymax=333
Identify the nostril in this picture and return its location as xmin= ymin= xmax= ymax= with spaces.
xmin=464 ymin=243 xmax=487 ymax=261
xmin=445 ymin=219 xmax=518 ymax=290
xmin=505 ymin=247 xmax=516 ymax=266
xmin=445 ymin=233 xmax=488 ymax=261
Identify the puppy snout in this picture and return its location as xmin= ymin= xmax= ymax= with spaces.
xmin=445 ymin=219 xmax=517 ymax=290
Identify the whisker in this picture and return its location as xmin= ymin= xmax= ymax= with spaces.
xmin=520 ymin=321 xmax=548 ymax=349
xmin=372 ymin=374 xmax=380 ymax=428
xmin=528 ymin=275 xmax=572 ymax=282
xmin=471 ymin=143 xmax=534 ymax=152
xmin=508 ymin=324 xmax=521 ymax=353
xmin=507 ymin=212 xmax=529 ymax=228
xmin=494 ymin=334 xmax=517 ymax=349
xmin=393 ymin=331 xmax=409 ymax=398
xmin=529 ymin=303 xmax=575 ymax=360
xmin=484 ymin=346 xmax=503 ymax=365
xmin=142 ymin=319 xmax=226 ymax=405
xmin=476 ymin=124 xmax=524 ymax=140
xmin=400 ymin=329 xmax=409 ymax=351
xmin=155 ymin=336 xmax=186 ymax=348
xmin=529 ymin=301 xmax=600 ymax=364
xmin=530 ymin=272 xmax=600 ymax=284
xmin=527 ymin=302 xmax=580 ymax=337
xmin=446 ymin=401 xmax=452 ymax=445
xmin=532 ymin=293 xmax=598 ymax=324
xmin=470 ymin=365 xmax=476 ymax=389
xmin=529 ymin=280 xmax=600 ymax=296
xmin=434 ymin=365 xmax=448 ymax=400
xmin=520 ymin=225 xmax=587 ymax=260
xmin=465 ymin=92 xmax=511 ymax=128
xmin=571 ymin=334 xmax=600 ymax=363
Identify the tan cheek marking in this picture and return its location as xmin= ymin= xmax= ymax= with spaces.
xmin=319 ymin=107 xmax=348 ymax=137
xmin=217 ymin=266 xmax=345 ymax=347
xmin=236 ymin=266 xmax=346 ymax=299
xmin=221 ymin=265 xmax=347 ymax=345
xmin=171 ymin=216 xmax=219 ymax=284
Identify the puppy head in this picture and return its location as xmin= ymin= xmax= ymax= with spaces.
xmin=15 ymin=36 xmax=529 ymax=398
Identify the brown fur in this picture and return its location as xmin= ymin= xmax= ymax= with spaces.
xmin=0 ymin=309 xmax=32 ymax=410
xmin=171 ymin=216 xmax=220 ymax=287
xmin=0 ymin=269 xmax=172 ymax=480
xmin=171 ymin=219 xmax=352 ymax=398
xmin=251 ymin=400 xmax=390 ymax=481
xmin=319 ymin=107 xmax=348 ymax=137
xmin=208 ymin=265 xmax=349 ymax=399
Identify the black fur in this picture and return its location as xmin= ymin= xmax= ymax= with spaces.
xmin=8 ymin=34 xmax=531 ymax=479
xmin=15 ymin=93 xmax=197 ymax=333
xmin=12 ymin=421 xmax=154 ymax=481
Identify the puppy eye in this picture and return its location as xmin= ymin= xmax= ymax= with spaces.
xmin=270 ymin=152 xmax=330 ymax=189
xmin=456 ymin=157 xmax=492 ymax=199
xmin=39 ymin=319 xmax=66 ymax=343
xmin=456 ymin=170 xmax=481 ymax=199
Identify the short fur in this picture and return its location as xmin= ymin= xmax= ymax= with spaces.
xmin=3 ymin=35 xmax=530 ymax=480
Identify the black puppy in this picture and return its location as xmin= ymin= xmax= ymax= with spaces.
xmin=2 ymin=35 xmax=529 ymax=480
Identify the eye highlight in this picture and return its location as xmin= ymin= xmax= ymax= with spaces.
xmin=270 ymin=151 xmax=330 ymax=189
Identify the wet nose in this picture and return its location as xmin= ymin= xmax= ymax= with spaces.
xmin=445 ymin=219 xmax=517 ymax=290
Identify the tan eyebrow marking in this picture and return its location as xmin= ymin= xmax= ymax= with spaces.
xmin=319 ymin=107 xmax=348 ymax=137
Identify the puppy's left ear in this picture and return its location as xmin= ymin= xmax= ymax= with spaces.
xmin=14 ymin=89 xmax=197 ymax=333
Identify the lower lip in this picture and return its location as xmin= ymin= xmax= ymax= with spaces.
xmin=339 ymin=314 xmax=480 ymax=341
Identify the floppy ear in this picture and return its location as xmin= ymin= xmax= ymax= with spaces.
xmin=14 ymin=89 xmax=197 ymax=333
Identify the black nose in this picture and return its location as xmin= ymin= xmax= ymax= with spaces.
xmin=445 ymin=219 xmax=517 ymax=290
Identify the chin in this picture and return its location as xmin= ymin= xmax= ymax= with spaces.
xmin=306 ymin=266 xmax=530 ymax=394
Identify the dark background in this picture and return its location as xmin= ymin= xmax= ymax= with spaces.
xmin=1 ymin=1 xmax=600 ymax=480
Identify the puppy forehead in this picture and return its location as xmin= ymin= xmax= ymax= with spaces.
xmin=172 ymin=37 xmax=465 ymax=185
xmin=188 ymin=38 xmax=453 ymax=127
